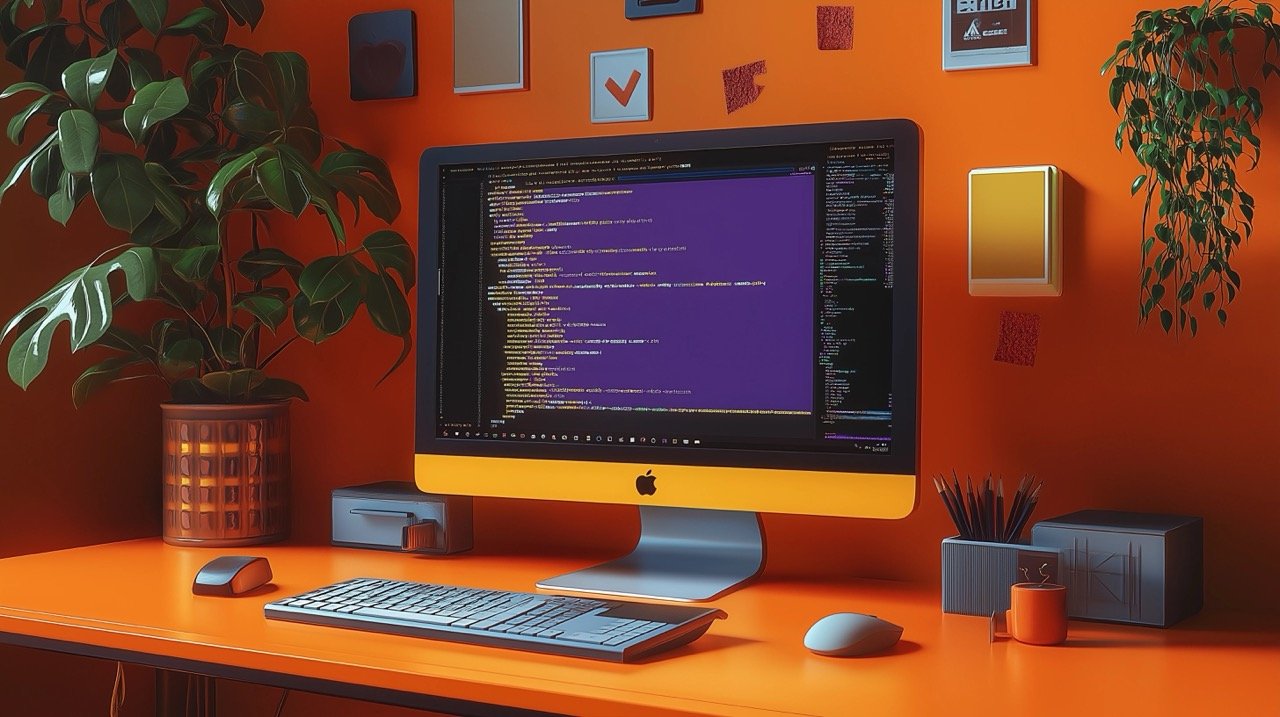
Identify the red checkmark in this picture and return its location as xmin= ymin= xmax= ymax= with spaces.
xmin=605 ymin=69 xmax=642 ymax=106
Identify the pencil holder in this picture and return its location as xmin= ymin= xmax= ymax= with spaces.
xmin=941 ymin=537 xmax=1063 ymax=616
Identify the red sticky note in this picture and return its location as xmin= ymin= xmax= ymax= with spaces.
xmin=722 ymin=60 xmax=766 ymax=114
xmin=994 ymin=311 xmax=1040 ymax=366
xmin=817 ymin=6 xmax=854 ymax=50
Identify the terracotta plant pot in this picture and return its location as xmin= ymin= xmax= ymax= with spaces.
xmin=161 ymin=403 xmax=290 ymax=546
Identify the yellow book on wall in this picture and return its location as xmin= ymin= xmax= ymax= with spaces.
xmin=968 ymin=165 xmax=1062 ymax=296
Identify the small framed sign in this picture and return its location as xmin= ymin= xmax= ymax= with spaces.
xmin=942 ymin=0 xmax=1033 ymax=71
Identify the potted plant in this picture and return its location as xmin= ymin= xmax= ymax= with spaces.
xmin=1103 ymin=0 xmax=1280 ymax=335
xmin=0 ymin=0 xmax=413 ymax=545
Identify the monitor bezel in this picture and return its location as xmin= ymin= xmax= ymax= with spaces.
xmin=416 ymin=120 xmax=920 ymax=476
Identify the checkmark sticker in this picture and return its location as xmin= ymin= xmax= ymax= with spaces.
xmin=590 ymin=48 xmax=651 ymax=123
xmin=605 ymin=70 xmax=642 ymax=107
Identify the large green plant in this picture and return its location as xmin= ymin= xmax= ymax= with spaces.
xmin=1103 ymin=0 xmax=1280 ymax=335
xmin=0 ymin=0 xmax=412 ymax=404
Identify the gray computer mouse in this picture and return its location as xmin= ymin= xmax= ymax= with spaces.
xmin=192 ymin=556 xmax=273 ymax=596
xmin=803 ymin=612 xmax=903 ymax=656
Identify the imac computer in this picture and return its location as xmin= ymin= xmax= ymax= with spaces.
xmin=416 ymin=120 xmax=920 ymax=602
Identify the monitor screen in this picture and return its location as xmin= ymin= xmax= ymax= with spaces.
xmin=418 ymin=121 xmax=918 ymax=478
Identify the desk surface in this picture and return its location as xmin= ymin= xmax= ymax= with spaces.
xmin=0 ymin=539 xmax=1275 ymax=717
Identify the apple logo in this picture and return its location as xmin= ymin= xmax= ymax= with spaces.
xmin=635 ymin=469 xmax=657 ymax=496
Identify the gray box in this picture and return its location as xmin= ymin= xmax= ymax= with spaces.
xmin=1031 ymin=510 xmax=1203 ymax=627
xmin=942 ymin=537 xmax=1063 ymax=616
xmin=332 ymin=481 xmax=473 ymax=555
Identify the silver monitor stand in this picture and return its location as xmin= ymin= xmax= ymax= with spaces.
xmin=537 ymin=506 xmax=765 ymax=602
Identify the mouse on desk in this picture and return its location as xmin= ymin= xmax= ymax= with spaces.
xmin=192 ymin=556 xmax=273 ymax=596
xmin=803 ymin=612 xmax=903 ymax=657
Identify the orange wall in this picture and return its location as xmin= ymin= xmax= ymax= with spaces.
xmin=239 ymin=0 xmax=1279 ymax=611
xmin=0 ymin=59 xmax=160 ymax=717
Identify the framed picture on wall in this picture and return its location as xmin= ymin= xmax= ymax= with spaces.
xmin=942 ymin=0 xmax=1034 ymax=71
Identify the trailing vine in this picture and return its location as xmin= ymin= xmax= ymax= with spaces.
xmin=1103 ymin=0 xmax=1280 ymax=335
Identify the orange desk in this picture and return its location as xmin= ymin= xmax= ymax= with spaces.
xmin=0 ymin=539 xmax=1275 ymax=716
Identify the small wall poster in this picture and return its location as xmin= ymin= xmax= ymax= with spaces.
xmin=590 ymin=48 xmax=651 ymax=123
xmin=942 ymin=0 xmax=1033 ymax=71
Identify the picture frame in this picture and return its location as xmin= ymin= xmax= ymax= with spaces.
xmin=942 ymin=0 xmax=1033 ymax=71
xmin=454 ymin=0 xmax=528 ymax=94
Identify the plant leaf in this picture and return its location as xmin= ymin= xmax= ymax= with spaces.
xmin=29 ymin=142 xmax=61 ymax=198
xmin=264 ymin=51 xmax=308 ymax=121
xmin=299 ymin=254 xmax=362 ymax=302
xmin=71 ymin=355 xmax=146 ymax=408
xmin=170 ymin=244 xmax=219 ymax=282
xmin=0 ymin=80 xmax=52 ymax=98
xmin=95 ymin=325 xmax=154 ymax=361
xmin=123 ymin=77 xmax=188 ymax=143
xmin=143 ymin=162 xmax=186 ymax=227
xmin=6 ymin=92 xmax=51 ymax=144
xmin=218 ymin=0 xmax=263 ymax=29
xmin=321 ymin=148 xmax=399 ymax=223
xmin=364 ymin=270 xmax=412 ymax=384
xmin=171 ymin=377 xmax=219 ymax=403
xmin=254 ymin=149 xmax=307 ymax=216
xmin=250 ymin=377 xmax=307 ymax=402
xmin=235 ymin=291 xmax=287 ymax=331
xmin=222 ymin=100 xmax=279 ymax=137
xmin=200 ymin=368 xmax=265 ymax=400
xmin=2 ymin=247 xmax=157 ymax=388
xmin=91 ymin=153 xmax=155 ymax=231
xmin=125 ymin=0 xmax=166 ymax=35
xmin=159 ymin=337 xmax=203 ymax=379
xmin=361 ymin=230 xmax=414 ymax=290
xmin=0 ymin=131 xmax=55 ymax=203
xmin=205 ymin=147 xmax=261 ymax=213
xmin=48 ymin=169 xmax=83 ymax=224
xmin=57 ymin=108 xmax=98 ymax=174
xmin=125 ymin=47 xmax=161 ymax=91
xmin=60 ymin=48 xmax=116 ymax=109
xmin=237 ymin=247 xmax=302 ymax=282
xmin=208 ymin=326 xmax=243 ymax=365
xmin=162 ymin=6 xmax=224 ymax=44
xmin=292 ymin=285 xmax=362 ymax=344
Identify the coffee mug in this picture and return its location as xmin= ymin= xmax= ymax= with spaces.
xmin=1001 ymin=582 xmax=1067 ymax=645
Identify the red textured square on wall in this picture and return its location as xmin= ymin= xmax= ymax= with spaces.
xmin=722 ymin=60 xmax=766 ymax=113
xmin=817 ymin=6 xmax=854 ymax=50
xmin=994 ymin=311 xmax=1040 ymax=366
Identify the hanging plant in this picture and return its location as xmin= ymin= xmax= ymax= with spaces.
xmin=1103 ymin=0 xmax=1280 ymax=335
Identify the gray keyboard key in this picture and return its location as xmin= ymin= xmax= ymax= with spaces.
xmin=355 ymin=608 xmax=459 ymax=625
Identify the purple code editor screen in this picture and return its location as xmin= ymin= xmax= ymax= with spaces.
xmin=512 ymin=175 xmax=815 ymax=413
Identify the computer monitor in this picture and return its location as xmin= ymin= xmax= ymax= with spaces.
xmin=416 ymin=120 xmax=920 ymax=601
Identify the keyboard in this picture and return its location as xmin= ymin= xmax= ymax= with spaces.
xmin=264 ymin=578 xmax=727 ymax=663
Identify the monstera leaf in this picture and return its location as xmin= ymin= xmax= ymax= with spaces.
xmin=2 ymin=247 xmax=157 ymax=388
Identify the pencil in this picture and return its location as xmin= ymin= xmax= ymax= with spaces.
xmin=946 ymin=477 xmax=972 ymax=538
xmin=934 ymin=476 xmax=967 ymax=538
xmin=1004 ymin=476 xmax=1030 ymax=541
xmin=995 ymin=479 xmax=1005 ymax=543
xmin=950 ymin=471 xmax=966 ymax=533
xmin=1007 ymin=482 xmax=1042 ymax=542
xmin=966 ymin=477 xmax=984 ymax=540
xmin=983 ymin=476 xmax=994 ymax=541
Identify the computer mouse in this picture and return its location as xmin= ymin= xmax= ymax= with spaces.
xmin=803 ymin=612 xmax=903 ymax=656
xmin=192 ymin=556 xmax=273 ymax=596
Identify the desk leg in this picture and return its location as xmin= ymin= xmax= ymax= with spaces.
xmin=156 ymin=670 xmax=216 ymax=717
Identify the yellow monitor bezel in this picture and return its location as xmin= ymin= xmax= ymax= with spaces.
xmin=417 ymin=454 xmax=917 ymax=519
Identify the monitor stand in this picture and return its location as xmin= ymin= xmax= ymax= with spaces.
xmin=536 ymin=506 xmax=764 ymax=602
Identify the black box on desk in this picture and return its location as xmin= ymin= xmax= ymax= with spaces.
xmin=1031 ymin=510 xmax=1202 ymax=627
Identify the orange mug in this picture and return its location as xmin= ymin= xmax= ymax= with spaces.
xmin=1003 ymin=582 xmax=1067 ymax=645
